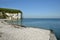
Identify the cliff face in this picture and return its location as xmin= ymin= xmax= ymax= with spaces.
xmin=0 ymin=12 xmax=8 ymax=19
xmin=0 ymin=8 xmax=22 ymax=19
xmin=6 ymin=13 xmax=21 ymax=20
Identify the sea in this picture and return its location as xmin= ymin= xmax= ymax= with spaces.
xmin=7 ymin=18 xmax=60 ymax=40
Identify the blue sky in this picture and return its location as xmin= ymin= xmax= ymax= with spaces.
xmin=0 ymin=0 xmax=60 ymax=18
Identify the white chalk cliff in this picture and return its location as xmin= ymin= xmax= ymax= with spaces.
xmin=6 ymin=13 xmax=21 ymax=20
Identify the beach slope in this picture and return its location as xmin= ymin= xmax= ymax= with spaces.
xmin=0 ymin=20 xmax=57 ymax=40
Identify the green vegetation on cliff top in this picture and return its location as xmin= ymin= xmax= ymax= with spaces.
xmin=0 ymin=8 xmax=22 ymax=13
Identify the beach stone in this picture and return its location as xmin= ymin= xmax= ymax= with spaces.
xmin=0 ymin=21 xmax=57 ymax=40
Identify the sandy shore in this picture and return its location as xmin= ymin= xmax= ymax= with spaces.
xmin=0 ymin=20 xmax=57 ymax=40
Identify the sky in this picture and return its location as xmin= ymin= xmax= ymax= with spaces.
xmin=0 ymin=0 xmax=60 ymax=18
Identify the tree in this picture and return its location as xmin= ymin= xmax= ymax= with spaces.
xmin=2 ymin=12 xmax=8 ymax=18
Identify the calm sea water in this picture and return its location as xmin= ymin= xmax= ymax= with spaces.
xmin=22 ymin=18 xmax=60 ymax=40
xmin=8 ymin=18 xmax=60 ymax=40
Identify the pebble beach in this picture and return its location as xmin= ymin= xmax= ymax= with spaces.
xmin=0 ymin=20 xmax=57 ymax=40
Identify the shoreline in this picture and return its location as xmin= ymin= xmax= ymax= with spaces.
xmin=0 ymin=20 xmax=57 ymax=40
